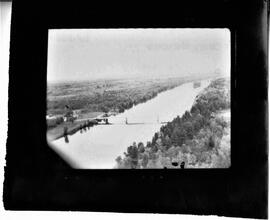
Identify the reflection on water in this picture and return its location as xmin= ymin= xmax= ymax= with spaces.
xmin=49 ymin=80 xmax=210 ymax=169
xmin=64 ymin=135 xmax=69 ymax=143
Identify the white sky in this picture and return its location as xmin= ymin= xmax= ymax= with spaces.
xmin=47 ymin=28 xmax=230 ymax=82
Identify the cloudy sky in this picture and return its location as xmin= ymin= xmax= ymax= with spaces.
xmin=47 ymin=28 xmax=230 ymax=82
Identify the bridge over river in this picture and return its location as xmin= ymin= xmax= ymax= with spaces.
xmin=94 ymin=116 xmax=169 ymax=125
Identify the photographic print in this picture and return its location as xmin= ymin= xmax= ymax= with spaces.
xmin=46 ymin=28 xmax=231 ymax=169
xmin=4 ymin=1 xmax=268 ymax=218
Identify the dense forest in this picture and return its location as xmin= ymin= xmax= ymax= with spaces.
xmin=115 ymin=77 xmax=230 ymax=168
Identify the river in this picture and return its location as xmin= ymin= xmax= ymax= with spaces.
xmin=49 ymin=80 xmax=210 ymax=169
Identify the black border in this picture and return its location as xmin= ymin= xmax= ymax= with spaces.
xmin=4 ymin=0 xmax=268 ymax=218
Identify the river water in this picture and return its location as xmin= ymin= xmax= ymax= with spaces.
xmin=49 ymin=80 xmax=210 ymax=169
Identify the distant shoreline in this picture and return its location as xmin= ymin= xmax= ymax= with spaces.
xmin=47 ymin=73 xmax=220 ymax=85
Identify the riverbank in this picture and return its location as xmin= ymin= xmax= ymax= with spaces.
xmin=47 ymin=117 xmax=99 ymax=142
